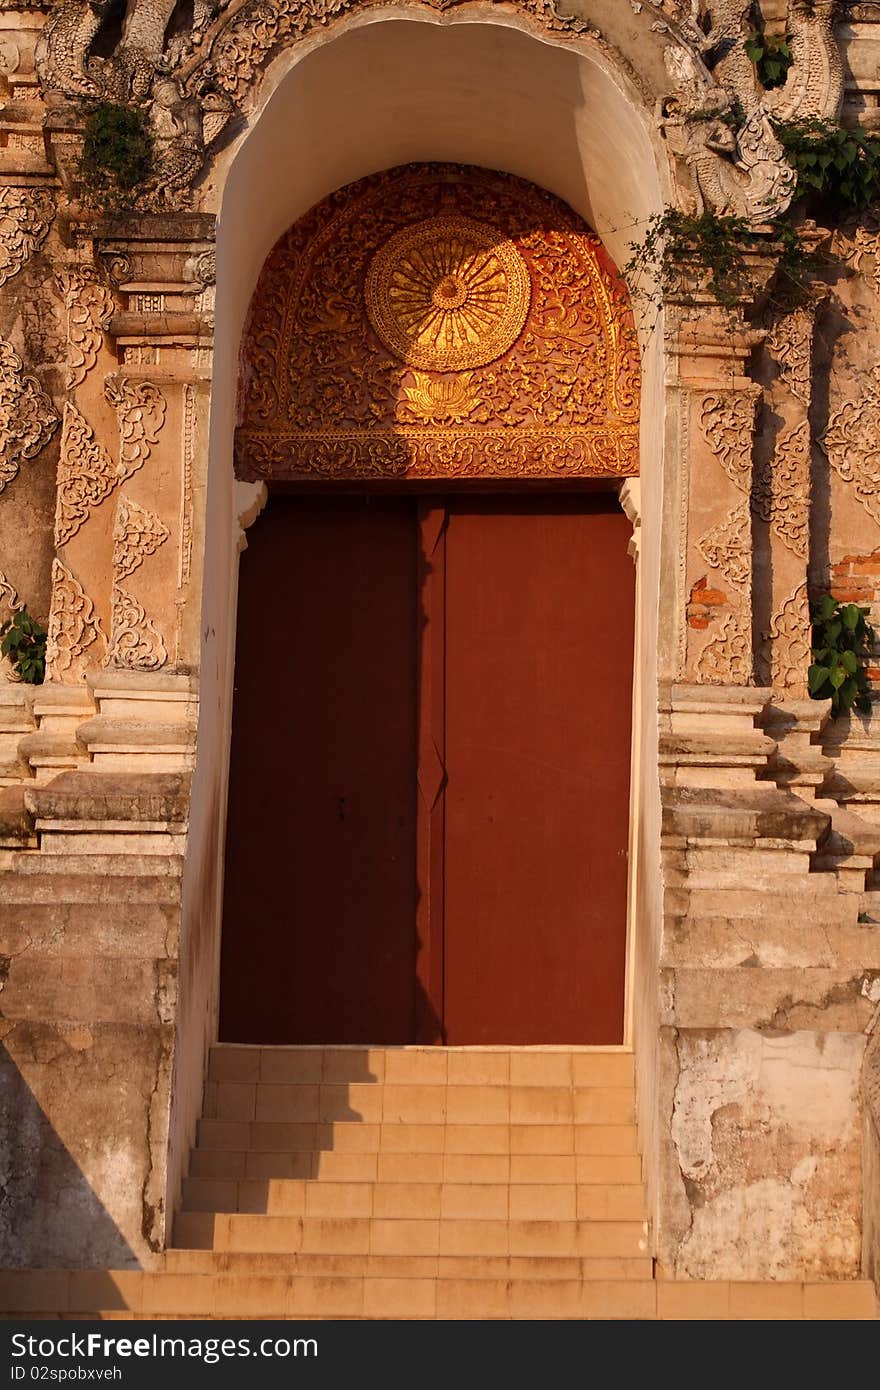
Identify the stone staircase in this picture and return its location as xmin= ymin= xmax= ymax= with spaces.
xmin=0 ymin=1043 xmax=876 ymax=1317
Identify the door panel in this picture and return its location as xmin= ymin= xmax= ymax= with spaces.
xmin=219 ymin=495 xmax=418 ymax=1044
xmin=441 ymin=497 xmax=634 ymax=1044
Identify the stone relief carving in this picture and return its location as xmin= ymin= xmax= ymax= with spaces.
xmin=33 ymin=0 xmax=842 ymax=221
xmin=835 ymin=208 xmax=880 ymax=300
xmin=54 ymin=401 xmax=116 ymax=547
xmin=695 ymin=607 xmax=752 ymax=684
xmin=0 ymin=339 xmax=60 ymax=493
xmin=112 ymin=495 xmax=169 ymax=580
xmin=659 ymin=0 xmax=842 ymax=225
xmin=0 ymin=187 xmax=54 ymax=289
xmin=100 ymin=251 xmax=134 ymax=288
xmin=766 ymin=307 xmax=815 ymax=407
xmin=696 ymin=498 xmax=750 ymax=593
xmin=751 ymin=418 xmax=810 ymax=559
xmin=765 ymin=580 xmax=811 ymax=693
xmin=106 ymin=585 xmax=167 ymax=670
xmin=697 ymin=389 xmax=759 ymax=493
xmin=105 ymin=375 xmax=167 ymax=477
xmin=193 ymin=250 xmax=216 ymax=288
xmin=45 ymin=557 xmax=105 ymax=679
xmin=55 ymin=267 xmax=115 ymax=391
xmin=822 ymin=366 xmax=880 ymax=526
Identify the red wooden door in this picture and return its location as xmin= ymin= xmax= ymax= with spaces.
xmin=219 ymin=495 xmax=418 ymax=1044
xmin=439 ymin=496 xmax=634 ymax=1044
xmin=219 ymin=492 xmax=633 ymax=1045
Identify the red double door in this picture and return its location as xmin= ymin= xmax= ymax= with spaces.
xmin=220 ymin=493 xmax=634 ymax=1046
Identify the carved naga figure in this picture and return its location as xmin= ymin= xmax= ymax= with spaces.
xmin=660 ymin=0 xmax=844 ymax=226
xmin=35 ymin=0 xmax=111 ymax=100
xmin=35 ymin=0 xmax=232 ymax=209
xmin=36 ymin=0 xmax=227 ymax=101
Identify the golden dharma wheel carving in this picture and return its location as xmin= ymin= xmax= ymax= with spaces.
xmin=364 ymin=216 xmax=531 ymax=372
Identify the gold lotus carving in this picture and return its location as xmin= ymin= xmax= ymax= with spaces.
xmin=365 ymin=216 xmax=531 ymax=372
xmin=400 ymin=371 xmax=479 ymax=424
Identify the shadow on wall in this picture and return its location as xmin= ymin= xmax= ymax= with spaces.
xmin=0 ymin=1044 xmax=138 ymax=1271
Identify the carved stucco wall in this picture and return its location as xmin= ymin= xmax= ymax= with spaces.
xmin=3 ymin=0 xmax=880 ymax=1284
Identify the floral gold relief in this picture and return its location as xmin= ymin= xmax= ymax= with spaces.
xmin=235 ymin=165 xmax=640 ymax=484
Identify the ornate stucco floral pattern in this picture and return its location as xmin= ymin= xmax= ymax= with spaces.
xmin=45 ymin=558 xmax=105 ymax=680
xmin=0 ymin=188 xmax=54 ymax=289
xmin=822 ymin=366 xmax=880 ymax=526
xmin=54 ymin=402 xmax=117 ymax=547
xmin=106 ymin=586 xmax=167 ymax=671
xmin=0 ymin=339 xmax=60 ymax=493
xmin=112 ymin=496 xmax=170 ymax=581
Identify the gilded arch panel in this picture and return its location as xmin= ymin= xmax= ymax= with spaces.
xmin=234 ymin=163 xmax=640 ymax=483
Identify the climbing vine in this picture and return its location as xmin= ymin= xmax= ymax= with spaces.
xmin=625 ymin=209 xmax=816 ymax=311
xmin=744 ymin=1 xmax=793 ymax=92
xmin=773 ymin=118 xmax=880 ymax=211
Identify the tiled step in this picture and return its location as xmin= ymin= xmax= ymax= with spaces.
xmin=208 ymin=1044 xmax=635 ymax=1089
xmin=181 ymin=1176 xmax=647 ymax=1220
xmin=196 ymin=1120 xmax=640 ymax=1155
xmin=188 ymin=1147 xmax=644 ymax=1184
xmin=171 ymin=1211 xmax=651 ymax=1258
xmin=204 ymin=1081 xmax=635 ymax=1125
xmin=0 ymin=1271 xmax=875 ymax=1320
xmin=161 ymin=1250 xmax=655 ymax=1281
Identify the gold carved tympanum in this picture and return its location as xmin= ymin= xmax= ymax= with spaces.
xmin=235 ymin=164 xmax=640 ymax=482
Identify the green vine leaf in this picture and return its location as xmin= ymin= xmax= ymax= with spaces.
xmin=810 ymin=595 xmax=875 ymax=716
xmin=0 ymin=607 xmax=47 ymax=685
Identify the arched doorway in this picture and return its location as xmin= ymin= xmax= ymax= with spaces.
xmin=219 ymin=163 xmax=638 ymax=1046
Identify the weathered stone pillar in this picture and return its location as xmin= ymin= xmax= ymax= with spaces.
xmin=0 ymin=215 xmax=214 ymax=1268
xmin=45 ymin=216 xmax=214 ymax=693
xmin=755 ymin=290 xmax=824 ymax=697
xmin=665 ymin=285 xmax=765 ymax=687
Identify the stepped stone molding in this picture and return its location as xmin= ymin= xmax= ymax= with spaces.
xmin=0 ymin=338 xmax=60 ymax=493
xmin=54 ymin=268 xmax=115 ymax=392
xmin=698 ymin=389 xmax=760 ymax=494
xmin=822 ymin=366 xmax=880 ymax=526
xmin=765 ymin=581 xmax=811 ymax=694
xmin=752 ymin=418 xmax=810 ymax=560
xmin=54 ymin=402 xmax=117 ymax=548
xmin=106 ymin=586 xmax=167 ymax=671
xmin=112 ymin=497 xmax=170 ymax=582
xmin=45 ymin=558 xmax=105 ymax=680
xmin=0 ymin=187 xmax=54 ymax=289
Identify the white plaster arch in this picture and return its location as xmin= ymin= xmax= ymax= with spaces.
xmin=173 ymin=11 xmax=669 ymax=1237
